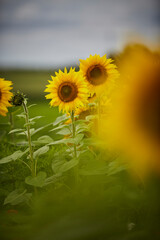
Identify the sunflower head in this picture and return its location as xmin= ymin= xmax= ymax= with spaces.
xmin=116 ymin=45 xmax=160 ymax=146
xmin=127 ymin=55 xmax=160 ymax=155
xmin=79 ymin=54 xmax=119 ymax=95
xmin=105 ymin=46 xmax=160 ymax=175
xmin=11 ymin=91 xmax=25 ymax=106
xmin=45 ymin=68 xmax=88 ymax=113
xmin=0 ymin=78 xmax=13 ymax=116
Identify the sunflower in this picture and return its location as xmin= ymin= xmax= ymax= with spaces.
xmin=0 ymin=78 xmax=13 ymax=116
xmin=103 ymin=45 xmax=160 ymax=176
xmin=79 ymin=54 xmax=119 ymax=95
xmin=45 ymin=68 xmax=88 ymax=113
xmin=115 ymin=43 xmax=154 ymax=82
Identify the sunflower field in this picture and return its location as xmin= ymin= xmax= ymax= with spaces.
xmin=0 ymin=44 xmax=160 ymax=240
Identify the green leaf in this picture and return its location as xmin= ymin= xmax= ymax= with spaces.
xmin=57 ymin=127 xmax=71 ymax=135
xmin=0 ymin=149 xmax=29 ymax=164
xmin=43 ymin=173 xmax=62 ymax=186
xmin=76 ymin=122 xmax=87 ymax=130
xmin=76 ymin=128 xmax=88 ymax=134
xmin=76 ymin=123 xmax=89 ymax=134
xmin=66 ymin=147 xmax=86 ymax=157
xmin=75 ymin=119 xmax=87 ymax=125
xmin=16 ymin=114 xmax=26 ymax=119
xmin=53 ymin=114 xmax=69 ymax=126
xmin=28 ymin=104 xmax=37 ymax=109
xmin=48 ymin=138 xmax=74 ymax=146
xmin=33 ymin=145 xmax=49 ymax=159
xmin=29 ymin=116 xmax=43 ymax=122
xmin=74 ymin=134 xmax=84 ymax=144
xmin=32 ymin=123 xmax=53 ymax=136
xmin=17 ymin=128 xmax=35 ymax=136
xmin=85 ymin=115 xmax=97 ymax=121
xmin=52 ymin=158 xmax=66 ymax=174
xmin=48 ymin=134 xmax=84 ymax=146
xmin=8 ymin=128 xmax=24 ymax=134
xmin=33 ymin=135 xmax=53 ymax=145
xmin=25 ymin=172 xmax=47 ymax=187
xmin=52 ymin=158 xmax=78 ymax=173
xmin=50 ymin=124 xmax=69 ymax=132
xmin=24 ymin=122 xmax=35 ymax=127
xmin=4 ymin=189 xmax=32 ymax=205
xmin=59 ymin=158 xmax=79 ymax=172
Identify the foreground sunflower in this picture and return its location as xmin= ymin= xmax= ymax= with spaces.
xmin=45 ymin=68 xmax=88 ymax=113
xmin=0 ymin=78 xmax=13 ymax=116
xmin=101 ymin=45 xmax=160 ymax=176
xmin=79 ymin=54 xmax=119 ymax=95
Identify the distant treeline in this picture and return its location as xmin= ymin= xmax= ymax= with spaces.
xmin=0 ymin=65 xmax=79 ymax=101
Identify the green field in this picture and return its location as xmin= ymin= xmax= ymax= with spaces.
xmin=0 ymin=69 xmax=55 ymax=101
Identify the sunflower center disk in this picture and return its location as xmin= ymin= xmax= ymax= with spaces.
xmin=136 ymin=74 xmax=160 ymax=141
xmin=58 ymin=82 xmax=78 ymax=102
xmin=87 ymin=65 xmax=107 ymax=86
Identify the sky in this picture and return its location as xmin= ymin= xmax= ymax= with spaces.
xmin=0 ymin=0 xmax=159 ymax=68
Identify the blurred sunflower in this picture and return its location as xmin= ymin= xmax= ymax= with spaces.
xmin=115 ymin=43 xmax=154 ymax=82
xmin=79 ymin=54 xmax=119 ymax=95
xmin=103 ymin=45 xmax=160 ymax=175
xmin=45 ymin=68 xmax=88 ymax=113
xmin=0 ymin=78 xmax=13 ymax=116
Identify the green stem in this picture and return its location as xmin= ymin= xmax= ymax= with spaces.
xmin=70 ymin=110 xmax=78 ymax=184
xmin=9 ymin=111 xmax=14 ymax=142
xmin=22 ymin=102 xmax=35 ymax=177
xmin=9 ymin=111 xmax=14 ymax=129
xmin=71 ymin=110 xmax=77 ymax=158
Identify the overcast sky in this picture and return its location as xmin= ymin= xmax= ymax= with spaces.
xmin=0 ymin=0 xmax=159 ymax=68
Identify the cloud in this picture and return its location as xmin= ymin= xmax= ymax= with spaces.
xmin=0 ymin=0 xmax=159 ymax=68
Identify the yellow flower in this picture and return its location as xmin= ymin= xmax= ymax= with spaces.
xmin=45 ymin=68 xmax=88 ymax=113
xmin=0 ymin=78 xmax=13 ymax=116
xmin=102 ymin=45 xmax=160 ymax=176
xmin=116 ymin=43 xmax=154 ymax=82
xmin=79 ymin=54 xmax=119 ymax=95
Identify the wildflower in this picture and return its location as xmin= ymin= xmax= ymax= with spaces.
xmin=117 ymin=45 xmax=160 ymax=148
xmin=0 ymin=78 xmax=13 ymax=116
xmin=104 ymin=45 xmax=160 ymax=175
xmin=45 ymin=68 xmax=88 ymax=113
xmin=79 ymin=54 xmax=119 ymax=95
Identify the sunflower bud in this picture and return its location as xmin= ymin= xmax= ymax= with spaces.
xmin=11 ymin=91 xmax=25 ymax=106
